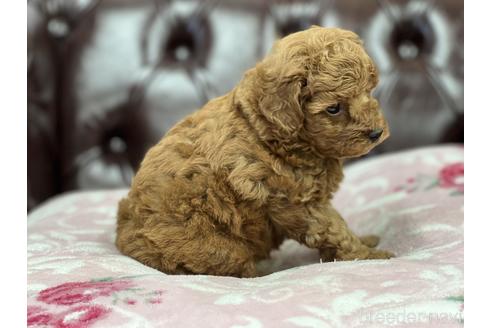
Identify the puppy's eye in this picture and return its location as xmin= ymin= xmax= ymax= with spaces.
xmin=325 ymin=104 xmax=341 ymax=115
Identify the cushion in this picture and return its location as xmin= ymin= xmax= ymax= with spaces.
xmin=27 ymin=145 xmax=464 ymax=327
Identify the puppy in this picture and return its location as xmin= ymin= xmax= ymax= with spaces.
xmin=116 ymin=26 xmax=394 ymax=278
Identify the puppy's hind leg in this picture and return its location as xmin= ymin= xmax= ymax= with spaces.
xmin=169 ymin=234 xmax=259 ymax=278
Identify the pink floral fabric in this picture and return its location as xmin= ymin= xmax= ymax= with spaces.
xmin=27 ymin=145 xmax=464 ymax=327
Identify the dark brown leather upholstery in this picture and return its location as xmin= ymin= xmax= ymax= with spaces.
xmin=27 ymin=0 xmax=463 ymax=210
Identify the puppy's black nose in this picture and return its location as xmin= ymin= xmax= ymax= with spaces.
xmin=368 ymin=128 xmax=384 ymax=142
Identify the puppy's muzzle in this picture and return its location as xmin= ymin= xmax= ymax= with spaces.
xmin=368 ymin=128 xmax=384 ymax=142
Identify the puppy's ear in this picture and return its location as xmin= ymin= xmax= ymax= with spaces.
xmin=255 ymin=54 xmax=307 ymax=139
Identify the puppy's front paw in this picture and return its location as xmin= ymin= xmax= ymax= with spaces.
xmin=359 ymin=234 xmax=380 ymax=248
xmin=319 ymin=247 xmax=337 ymax=262
xmin=366 ymin=248 xmax=395 ymax=260
xmin=336 ymin=247 xmax=395 ymax=261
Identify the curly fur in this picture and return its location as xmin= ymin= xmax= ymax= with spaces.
xmin=115 ymin=26 xmax=394 ymax=277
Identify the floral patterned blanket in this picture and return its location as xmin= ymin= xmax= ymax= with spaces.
xmin=27 ymin=145 xmax=464 ymax=327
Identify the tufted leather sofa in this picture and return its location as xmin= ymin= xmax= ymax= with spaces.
xmin=27 ymin=0 xmax=463 ymax=211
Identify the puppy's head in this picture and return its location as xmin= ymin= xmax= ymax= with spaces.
xmin=254 ymin=26 xmax=389 ymax=159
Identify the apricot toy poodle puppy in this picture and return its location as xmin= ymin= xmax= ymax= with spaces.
xmin=116 ymin=26 xmax=394 ymax=277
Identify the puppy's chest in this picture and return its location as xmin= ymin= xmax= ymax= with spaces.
xmin=267 ymin=167 xmax=338 ymax=204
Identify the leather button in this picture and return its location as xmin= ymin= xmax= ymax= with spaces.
xmin=108 ymin=136 xmax=127 ymax=154
xmin=390 ymin=16 xmax=435 ymax=60
xmin=47 ymin=17 xmax=70 ymax=37
xmin=162 ymin=15 xmax=211 ymax=67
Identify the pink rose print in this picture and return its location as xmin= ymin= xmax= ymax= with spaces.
xmin=29 ymin=278 xmax=164 ymax=327
xmin=52 ymin=304 xmax=110 ymax=328
xmin=27 ymin=304 xmax=110 ymax=328
xmin=439 ymin=162 xmax=464 ymax=192
xmin=125 ymin=298 xmax=137 ymax=305
xmin=37 ymin=280 xmax=134 ymax=306
xmin=28 ymin=306 xmax=54 ymax=326
xmin=392 ymin=162 xmax=464 ymax=196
